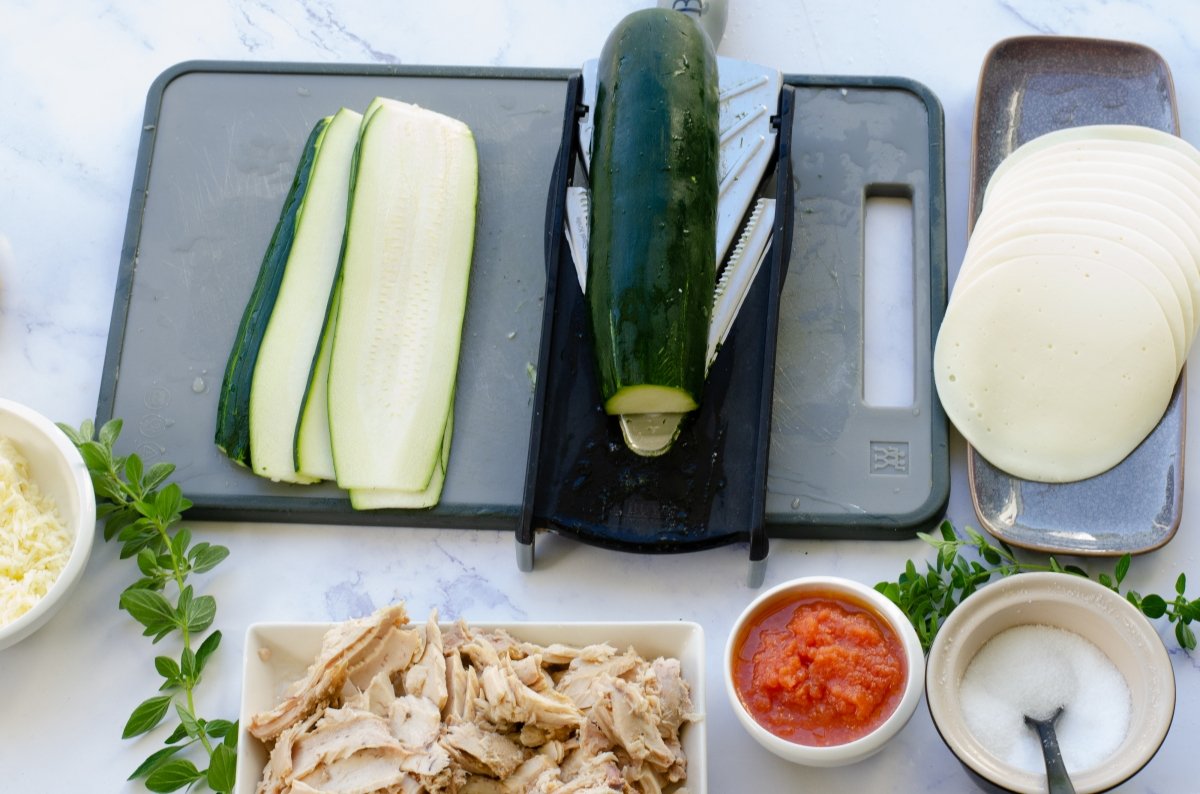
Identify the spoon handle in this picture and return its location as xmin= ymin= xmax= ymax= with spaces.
xmin=1031 ymin=718 xmax=1076 ymax=794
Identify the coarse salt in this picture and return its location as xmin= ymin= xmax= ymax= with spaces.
xmin=960 ymin=623 xmax=1131 ymax=775
xmin=0 ymin=438 xmax=71 ymax=627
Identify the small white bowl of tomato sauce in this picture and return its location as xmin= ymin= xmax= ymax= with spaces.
xmin=724 ymin=575 xmax=925 ymax=766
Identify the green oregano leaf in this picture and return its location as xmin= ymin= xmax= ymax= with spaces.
xmin=125 ymin=455 xmax=144 ymax=491
xmin=877 ymin=521 xmax=1197 ymax=653
xmin=154 ymin=655 xmax=181 ymax=683
xmin=123 ymin=695 xmax=174 ymax=739
xmin=1176 ymin=621 xmax=1196 ymax=651
xmin=177 ymin=584 xmax=194 ymax=620
xmin=181 ymin=648 xmax=197 ymax=682
xmin=143 ymin=461 xmax=176 ymax=491
xmin=1115 ymin=554 xmax=1131 ymax=585
xmin=121 ymin=589 xmax=179 ymax=636
xmin=164 ymin=723 xmax=190 ymax=745
xmin=77 ymin=441 xmax=111 ymax=473
xmin=190 ymin=545 xmax=230 ymax=574
xmin=185 ymin=595 xmax=218 ymax=634
xmin=204 ymin=719 xmax=235 ymax=739
xmin=1141 ymin=594 xmax=1169 ymax=619
xmin=175 ymin=702 xmax=202 ymax=740
xmin=137 ymin=548 xmax=160 ymax=577
xmin=64 ymin=418 xmax=236 ymax=792
xmin=144 ymin=759 xmax=203 ymax=793
xmin=155 ymin=484 xmax=184 ymax=523
xmin=128 ymin=745 xmax=184 ymax=781
xmin=98 ymin=418 xmax=122 ymax=447
xmin=171 ymin=526 xmax=192 ymax=563
xmin=195 ymin=631 xmax=222 ymax=674
xmin=206 ymin=743 xmax=237 ymax=793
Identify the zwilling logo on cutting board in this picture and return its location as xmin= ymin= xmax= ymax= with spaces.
xmin=870 ymin=442 xmax=909 ymax=475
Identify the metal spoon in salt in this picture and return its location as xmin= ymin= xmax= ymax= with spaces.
xmin=1024 ymin=706 xmax=1076 ymax=794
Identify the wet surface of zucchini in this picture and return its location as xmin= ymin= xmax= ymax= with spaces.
xmin=587 ymin=8 xmax=720 ymax=416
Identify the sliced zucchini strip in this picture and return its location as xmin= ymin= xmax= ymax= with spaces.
xmin=249 ymin=107 xmax=361 ymax=483
xmin=349 ymin=408 xmax=453 ymax=510
xmin=329 ymin=98 xmax=478 ymax=491
xmin=215 ymin=118 xmax=325 ymax=467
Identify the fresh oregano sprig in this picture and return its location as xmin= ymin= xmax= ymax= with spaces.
xmin=875 ymin=519 xmax=1200 ymax=653
xmin=59 ymin=418 xmax=236 ymax=794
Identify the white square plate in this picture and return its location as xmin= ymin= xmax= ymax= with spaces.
xmin=236 ymin=619 xmax=707 ymax=793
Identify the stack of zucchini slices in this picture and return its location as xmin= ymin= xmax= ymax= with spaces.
xmin=215 ymin=98 xmax=478 ymax=509
xmin=934 ymin=125 xmax=1200 ymax=483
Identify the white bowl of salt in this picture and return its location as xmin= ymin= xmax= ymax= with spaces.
xmin=926 ymin=572 xmax=1174 ymax=793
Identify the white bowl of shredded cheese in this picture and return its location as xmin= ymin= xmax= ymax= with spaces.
xmin=0 ymin=398 xmax=95 ymax=650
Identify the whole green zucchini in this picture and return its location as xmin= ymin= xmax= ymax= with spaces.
xmin=214 ymin=119 xmax=325 ymax=466
xmin=587 ymin=8 xmax=720 ymax=415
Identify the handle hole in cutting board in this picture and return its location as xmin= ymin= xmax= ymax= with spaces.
xmin=863 ymin=192 xmax=915 ymax=408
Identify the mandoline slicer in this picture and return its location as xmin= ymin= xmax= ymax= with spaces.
xmin=517 ymin=39 xmax=792 ymax=586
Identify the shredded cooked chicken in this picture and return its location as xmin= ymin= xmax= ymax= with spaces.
xmin=251 ymin=604 xmax=696 ymax=794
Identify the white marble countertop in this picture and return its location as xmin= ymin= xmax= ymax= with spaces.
xmin=3 ymin=1 xmax=1199 ymax=792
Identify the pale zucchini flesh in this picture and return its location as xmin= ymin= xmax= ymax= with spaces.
xmin=328 ymin=98 xmax=478 ymax=491
xmin=248 ymin=107 xmax=361 ymax=483
xmin=349 ymin=409 xmax=453 ymax=510
xmin=294 ymin=278 xmax=341 ymax=480
xmin=604 ymin=385 xmax=698 ymax=416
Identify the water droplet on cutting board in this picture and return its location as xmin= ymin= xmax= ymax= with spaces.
xmin=192 ymin=377 xmax=206 ymax=393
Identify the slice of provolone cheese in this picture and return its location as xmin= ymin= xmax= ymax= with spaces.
xmin=985 ymin=124 xmax=1200 ymax=196
xmin=964 ymin=208 xmax=1197 ymax=346
xmin=973 ymin=189 xmax=1200 ymax=281
xmin=982 ymin=167 xmax=1200 ymax=316
xmin=935 ymin=255 xmax=1178 ymax=482
xmin=957 ymin=233 xmax=1186 ymax=368
xmin=984 ymin=163 xmax=1200 ymax=232
xmin=967 ymin=200 xmax=1200 ymax=317
xmin=991 ymin=143 xmax=1200 ymax=202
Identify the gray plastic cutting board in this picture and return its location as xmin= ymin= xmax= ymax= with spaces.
xmin=99 ymin=63 xmax=948 ymax=533
xmin=765 ymin=77 xmax=949 ymax=537
xmin=99 ymin=62 xmax=566 ymax=527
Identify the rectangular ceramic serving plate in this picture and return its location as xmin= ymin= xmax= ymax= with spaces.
xmin=235 ymin=619 xmax=707 ymax=794
xmin=966 ymin=36 xmax=1184 ymax=555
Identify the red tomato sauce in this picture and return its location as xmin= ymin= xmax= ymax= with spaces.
xmin=733 ymin=591 xmax=906 ymax=746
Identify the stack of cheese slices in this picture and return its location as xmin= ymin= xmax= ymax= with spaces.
xmin=934 ymin=125 xmax=1200 ymax=483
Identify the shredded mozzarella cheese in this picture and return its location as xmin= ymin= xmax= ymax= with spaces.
xmin=0 ymin=438 xmax=71 ymax=627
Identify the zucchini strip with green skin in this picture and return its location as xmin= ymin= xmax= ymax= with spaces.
xmin=215 ymin=118 xmax=325 ymax=467
xmin=250 ymin=107 xmax=361 ymax=483
xmin=328 ymin=98 xmax=478 ymax=492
